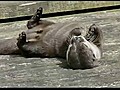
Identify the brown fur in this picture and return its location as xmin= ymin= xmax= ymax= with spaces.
xmin=17 ymin=21 xmax=86 ymax=58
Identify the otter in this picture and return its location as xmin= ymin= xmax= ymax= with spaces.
xmin=0 ymin=7 xmax=103 ymax=69
xmin=17 ymin=22 xmax=85 ymax=58
xmin=17 ymin=22 xmax=103 ymax=69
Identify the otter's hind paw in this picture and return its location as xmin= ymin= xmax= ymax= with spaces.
xmin=17 ymin=31 xmax=26 ymax=45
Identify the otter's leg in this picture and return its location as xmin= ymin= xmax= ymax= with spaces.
xmin=17 ymin=31 xmax=30 ymax=57
xmin=17 ymin=31 xmax=45 ymax=57
xmin=27 ymin=7 xmax=43 ymax=29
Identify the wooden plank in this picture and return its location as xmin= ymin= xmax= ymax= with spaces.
xmin=0 ymin=4 xmax=120 ymax=23
xmin=0 ymin=8 xmax=120 ymax=87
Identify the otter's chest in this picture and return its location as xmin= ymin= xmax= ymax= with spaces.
xmin=40 ymin=21 xmax=86 ymax=57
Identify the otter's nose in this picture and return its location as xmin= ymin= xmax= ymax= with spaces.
xmin=70 ymin=36 xmax=76 ymax=44
xmin=74 ymin=36 xmax=79 ymax=40
xmin=70 ymin=36 xmax=79 ymax=44
xmin=72 ymin=36 xmax=79 ymax=41
xmin=70 ymin=36 xmax=85 ymax=44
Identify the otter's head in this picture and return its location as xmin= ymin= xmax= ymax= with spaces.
xmin=66 ymin=35 xmax=99 ymax=69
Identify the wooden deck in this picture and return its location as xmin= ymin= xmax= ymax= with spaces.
xmin=0 ymin=9 xmax=120 ymax=88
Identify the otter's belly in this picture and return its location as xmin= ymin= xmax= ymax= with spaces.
xmin=17 ymin=21 xmax=87 ymax=58
xmin=42 ymin=21 xmax=85 ymax=58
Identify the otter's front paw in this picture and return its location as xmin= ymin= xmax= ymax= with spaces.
xmin=17 ymin=31 xmax=26 ymax=46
